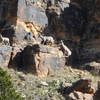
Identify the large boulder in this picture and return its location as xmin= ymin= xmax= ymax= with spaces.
xmin=59 ymin=78 xmax=94 ymax=100
xmin=72 ymin=78 xmax=94 ymax=94
xmin=60 ymin=78 xmax=94 ymax=94
xmin=12 ymin=44 xmax=66 ymax=77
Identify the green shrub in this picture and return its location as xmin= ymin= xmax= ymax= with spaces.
xmin=0 ymin=68 xmax=23 ymax=100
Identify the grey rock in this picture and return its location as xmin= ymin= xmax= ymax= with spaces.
xmin=0 ymin=45 xmax=12 ymax=68
xmin=58 ymin=0 xmax=70 ymax=10
xmin=14 ymin=44 xmax=66 ymax=77
xmin=24 ymin=32 xmax=34 ymax=42
xmin=14 ymin=0 xmax=48 ymax=42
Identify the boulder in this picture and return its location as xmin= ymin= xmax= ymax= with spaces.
xmin=60 ymin=78 xmax=94 ymax=100
xmin=60 ymin=78 xmax=94 ymax=95
xmin=0 ymin=45 xmax=12 ymax=68
xmin=72 ymin=78 xmax=94 ymax=94
xmin=13 ymin=44 xmax=65 ymax=77
xmin=68 ymin=91 xmax=93 ymax=100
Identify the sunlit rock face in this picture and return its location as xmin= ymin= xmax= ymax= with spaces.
xmin=15 ymin=0 xmax=48 ymax=43
xmin=0 ymin=0 xmax=48 ymax=44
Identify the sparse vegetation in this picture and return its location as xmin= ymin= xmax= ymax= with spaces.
xmin=0 ymin=68 xmax=23 ymax=100
xmin=7 ymin=66 xmax=100 ymax=100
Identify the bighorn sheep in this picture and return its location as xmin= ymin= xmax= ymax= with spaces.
xmin=39 ymin=34 xmax=54 ymax=45
xmin=0 ymin=34 xmax=9 ymax=45
xmin=60 ymin=40 xmax=72 ymax=57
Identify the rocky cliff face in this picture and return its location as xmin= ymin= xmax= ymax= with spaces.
xmin=0 ymin=0 xmax=69 ymax=76
xmin=69 ymin=0 xmax=100 ymax=65
xmin=0 ymin=0 xmax=100 ymax=76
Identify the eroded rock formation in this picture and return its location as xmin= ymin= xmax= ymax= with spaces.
xmin=59 ymin=78 xmax=94 ymax=100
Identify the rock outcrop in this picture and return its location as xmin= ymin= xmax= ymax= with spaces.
xmin=12 ymin=44 xmax=65 ymax=77
xmin=59 ymin=78 xmax=94 ymax=100
xmin=0 ymin=45 xmax=12 ymax=68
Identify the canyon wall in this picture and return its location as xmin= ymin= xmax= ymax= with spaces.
xmin=0 ymin=0 xmax=100 ymax=73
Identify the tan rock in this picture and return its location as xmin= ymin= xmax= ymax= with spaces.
xmin=83 ymin=93 xmax=93 ymax=100
xmin=72 ymin=78 xmax=94 ymax=94
xmin=73 ymin=91 xmax=83 ymax=100
xmin=21 ymin=44 xmax=66 ymax=77
xmin=69 ymin=92 xmax=77 ymax=100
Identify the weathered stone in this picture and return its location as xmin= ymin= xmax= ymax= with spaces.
xmin=14 ymin=0 xmax=48 ymax=42
xmin=69 ymin=91 xmax=84 ymax=100
xmin=60 ymin=79 xmax=94 ymax=100
xmin=83 ymin=93 xmax=93 ymax=100
xmin=0 ymin=45 xmax=12 ymax=68
xmin=68 ymin=92 xmax=93 ymax=100
xmin=68 ymin=92 xmax=77 ymax=100
xmin=72 ymin=78 xmax=94 ymax=94
xmin=13 ymin=44 xmax=65 ymax=77
xmin=60 ymin=78 xmax=94 ymax=95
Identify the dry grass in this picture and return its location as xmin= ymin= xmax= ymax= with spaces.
xmin=7 ymin=66 xmax=100 ymax=100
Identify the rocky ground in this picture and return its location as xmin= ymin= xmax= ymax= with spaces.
xmin=6 ymin=65 xmax=100 ymax=100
